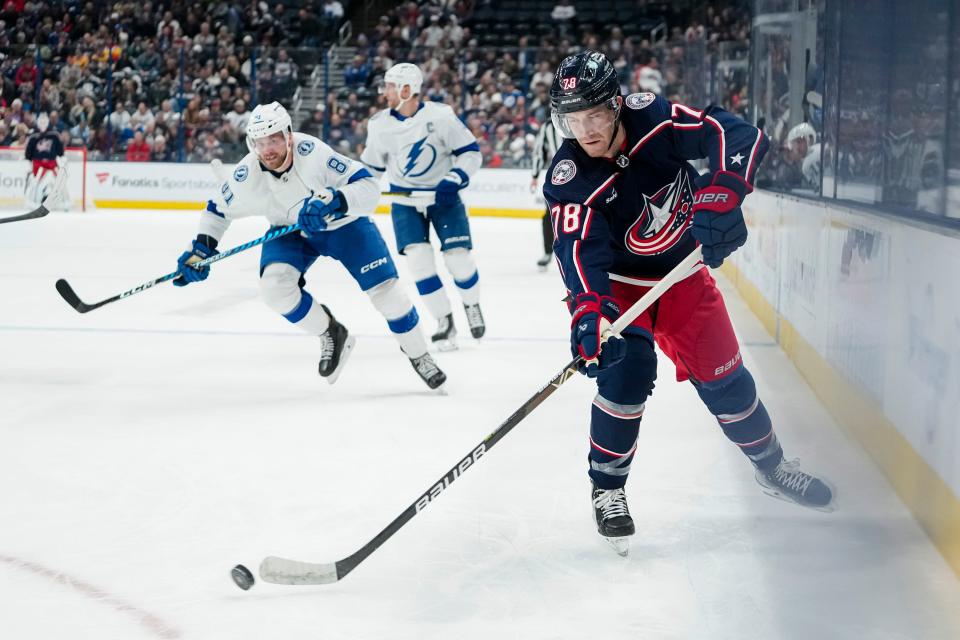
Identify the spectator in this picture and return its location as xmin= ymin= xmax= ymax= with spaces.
xmin=298 ymin=8 xmax=322 ymax=47
xmin=107 ymin=103 xmax=133 ymax=141
xmin=301 ymin=103 xmax=326 ymax=139
xmin=344 ymin=55 xmax=371 ymax=88
xmin=635 ymin=57 xmax=664 ymax=94
xmin=151 ymin=133 xmax=172 ymax=161
xmin=223 ymin=98 xmax=250 ymax=140
xmin=14 ymin=56 xmax=38 ymax=91
xmin=126 ymin=130 xmax=151 ymax=161
xmin=321 ymin=0 xmax=345 ymax=39
xmin=550 ymin=0 xmax=576 ymax=36
xmin=130 ymin=101 xmax=155 ymax=132
xmin=273 ymin=49 xmax=298 ymax=98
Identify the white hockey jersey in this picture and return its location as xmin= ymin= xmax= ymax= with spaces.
xmin=360 ymin=101 xmax=481 ymax=191
xmin=197 ymin=132 xmax=379 ymax=242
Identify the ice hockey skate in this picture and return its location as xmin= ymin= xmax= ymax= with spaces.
xmin=755 ymin=457 xmax=835 ymax=512
xmin=591 ymin=482 xmax=635 ymax=557
xmin=409 ymin=352 xmax=447 ymax=390
xmin=431 ymin=313 xmax=458 ymax=351
xmin=536 ymin=253 xmax=552 ymax=271
xmin=463 ymin=303 xmax=486 ymax=339
xmin=317 ymin=305 xmax=355 ymax=384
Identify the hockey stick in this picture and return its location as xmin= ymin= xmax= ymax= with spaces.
xmin=380 ymin=190 xmax=435 ymax=197
xmin=0 ymin=204 xmax=49 ymax=225
xmin=255 ymin=246 xmax=704 ymax=586
xmin=55 ymin=223 xmax=302 ymax=313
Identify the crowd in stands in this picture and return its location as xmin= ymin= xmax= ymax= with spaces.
xmin=325 ymin=0 xmax=751 ymax=168
xmin=0 ymin=0 xmax=750 ymax=168
xmin=0 ymin=0 xmax=348 ymax=161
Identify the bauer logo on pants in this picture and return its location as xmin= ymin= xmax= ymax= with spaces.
xmin=551 ymin=159 xmax=577 ymax=185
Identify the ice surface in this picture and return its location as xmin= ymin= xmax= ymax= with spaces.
xmin=1 ymin=210 xmax=959 ymax=639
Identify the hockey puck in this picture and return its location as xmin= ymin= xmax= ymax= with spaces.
xmin=231 ymin=564 xmax=255 ymax=590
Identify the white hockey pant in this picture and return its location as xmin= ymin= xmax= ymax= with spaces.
xmin=404 ymin=242 xmax=452 ymax=320
xmin=259 ymin=263 xmax=331 ymax=335
xmin=367 ymin=278 xmax=427 ymax=358
xmin=442 ymin=247 xmax=480 ymax=305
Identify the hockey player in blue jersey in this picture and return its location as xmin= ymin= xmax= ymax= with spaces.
xmin=171 ymin=102 xmax=446 ymax=390
xmin=361 ymin=63 xmax=485 ymax=350
xmin=545 ymin=51 xmax=833 ymax=554
xmin=24 ymin=113 xmax=69 ymax=209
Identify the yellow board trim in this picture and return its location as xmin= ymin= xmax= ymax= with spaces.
xmin=94 ymin=200 xmax=544 ymax=219
xmin=721 ymin=260 xmax=960 ymax=578
xmin=94 ymin=200 xmax=206 ymax=210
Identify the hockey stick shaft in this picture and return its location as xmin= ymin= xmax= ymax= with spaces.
xmin=258 ymin=246 xmax=704 ymax=586
xmin=0 ymin=204 xmax=49 ymax=224
xmin=55 ymin=223 xmax=302 ymax=313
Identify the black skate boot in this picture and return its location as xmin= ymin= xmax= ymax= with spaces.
xmin=317 ymin=304 xmax=355 ymax=384
xmin=463 ymin=303 xmax=486 ymax=339
xmin=430 ymin=313 xmax=458 ymax=351
xmin=591 ymin=482 xmax=635 ymax=557
xmin=536 ymin=253 xmax=552 ymax=271
xmin=755 ymin=457 xmax=835 ymax=511
xmin=409 ymin=352 xmax=447 ymax=390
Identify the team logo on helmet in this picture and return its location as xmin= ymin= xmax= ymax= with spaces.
xmin=551 ymin=159 xmax=577 ymax=185
xmin=233 ymin=164 xmax=249 ymax=182
xmin=297 ymin=140 xmax=315 ymax=156
xmin=625 ymin=92 xmax=656 ymax=110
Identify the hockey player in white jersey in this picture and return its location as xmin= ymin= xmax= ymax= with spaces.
xmin=361 ymin=63 xmax=485 ymax=350
xmin=171 ymin=101 xmax=446 ymax=389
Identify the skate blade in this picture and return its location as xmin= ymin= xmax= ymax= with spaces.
xmin=432 ymin=338 xmax=458 ymax=352
xmin=758 ymin=485 xmax=837 ymax=513
xmin=603 ymin=536 xmax=630 ymax=557
xmin=324 ymin=336 xmax=356 ymax=385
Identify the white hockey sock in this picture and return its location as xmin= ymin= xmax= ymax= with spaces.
xmin=261 ymin=263 xmax=330 ymax=335
xmin=367 ymin=279 xmax=428 ymax=358
xmin=404 ymin=242 xmax=452 ymax=319
xmin=443 ymin=247 xmax=480 ymax=306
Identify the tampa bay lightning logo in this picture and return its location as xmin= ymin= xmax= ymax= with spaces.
xmin=624 ymin=169 xmax=694 ymax=256
xmin=401 ymin=136 xmax=437 ymax=178
xmin=233 ymin=164 xmax=249 ymax=182
xmin=297 ymin=140 xmax=315 ymax=156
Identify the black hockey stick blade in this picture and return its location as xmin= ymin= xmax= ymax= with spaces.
xmin=55 ymin=279 xmax=100 ymax=313
xmin=0 ymin=204 xmax=49 ymax=224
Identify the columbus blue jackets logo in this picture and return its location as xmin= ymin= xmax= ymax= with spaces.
xmin=297 ymin=140 xmax=315 ymax=156
xmin=624 ymin=169 xmax=693 ymax=255
xmin=625 ymin=92 xmax=656 ymax=110
xmin=233 ymin=165 xmax=249 ymax=182
xmin=401 ymin=136 xmax=437 ymax=178
xmin=551 ymin=159 xmax=577 ymax=185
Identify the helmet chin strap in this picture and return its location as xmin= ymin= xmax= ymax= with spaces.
xmin=605 ymin=118 xmax=621 ymax=154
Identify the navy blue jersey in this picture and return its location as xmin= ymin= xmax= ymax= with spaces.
xmin=543 ymin=92 xmax=768 ymax=298
xmin=24 ymin=131 xmax=64 ymax=162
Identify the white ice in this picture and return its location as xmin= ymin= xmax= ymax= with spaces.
xmin=1 ymin=210 xmax=959 ymax=639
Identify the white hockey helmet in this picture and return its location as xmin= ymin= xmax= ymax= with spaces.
xmin=383 ymin=62 xmax=423 ymax=96
xmin=36 ymin=112 xmax=49 ymax=132
xmin=245 ymin=101 xmax=292 ymax=152
xmin=786 ymin=122 xmax=816 ymax=147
